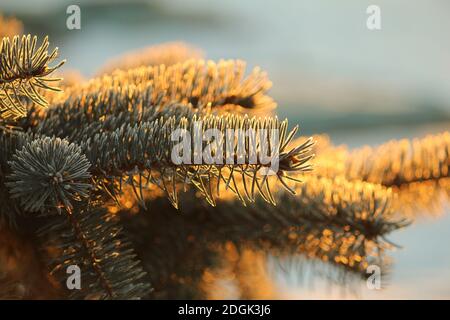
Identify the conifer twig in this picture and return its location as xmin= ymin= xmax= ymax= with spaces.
xmin=308 ymin=132 xmax=450 ymax=187
xmin=345 ymin=131 xmax=450 ymax=187
xmin=195 ymin=175 xmax=407 ymax=272
xmin=0 ymin=35 xmax=65 ymax=120
xmin=79 ymin=113 xmax=313 ymax=207
xmin=120 ymin=175 xmax=407 ymax=298
xmin=38 ymin=204 xmax=151 ymax=299
xmin=297 ymin=132 xmax=450 ymax=217
xmin=6 ymin=137 xmax=91 ymax=213
xmin=31 ymin=82 xmax=195 ymax=140
xmin=52 ymin=59 xmax=275 ymax=115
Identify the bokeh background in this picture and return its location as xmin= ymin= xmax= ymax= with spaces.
xmin=1 ymin=0 xmax=449 ymax=299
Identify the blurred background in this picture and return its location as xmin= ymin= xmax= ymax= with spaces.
xmin=1 ymin=0 xmax=449 ymax=299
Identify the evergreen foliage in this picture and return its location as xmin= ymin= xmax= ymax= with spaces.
xmin=0 ymin=35 xmax=64 ymax=120
xmin=0 ymin=19 xmax=448 ymax=299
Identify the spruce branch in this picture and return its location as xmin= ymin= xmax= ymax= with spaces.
xmin=1 ymin=135 xmax=151 ymax=299
xmin=193 ymin=175 xmax=407 ymax=272
xmin=308 ymin=131 xmax=450 ymax=187
xmin=0 ymin=35 xmax=65 ymax=120
xmin=38 ymin=204 xmax=151 ymax=299
xmin=79 ymin=113 xmax=313 ymax=207
xmin=50 ymin=59 xmax=275 ymax=116
xmin=345 ymin=131 xmax=450 ymax=187
xmin=299 ymin=132 xmax=450 ymax=217
xmin=97 ymin=41 xmax=204 ymax=75
xmin=6 ymin=137 xmax=91 ymax=213
xmin=120 ymin=176 xmax=407 ymax=298
xmin=31 ymin=80 xmax=195 ymax=140
xmin=0 ymin=31 xmax=422 ymax=300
